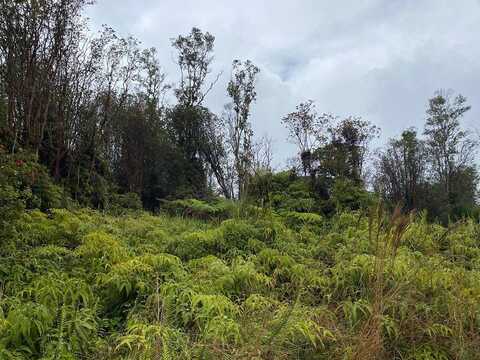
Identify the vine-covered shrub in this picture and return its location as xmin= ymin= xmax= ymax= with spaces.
xmin=0 ymin=150 xmax=67 ymax=253
xmin=0 ymin=150 xmax=65 ymax=211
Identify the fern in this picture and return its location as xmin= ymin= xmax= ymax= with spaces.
xmin=2 ymin=203 xmax=480 ymax=358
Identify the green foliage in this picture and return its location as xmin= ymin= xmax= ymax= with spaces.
xmin=76 ymin=232 xmax=129 ymax=269
xmin=1 ymin=198 xmax=480 ymax=358
xmin=0 ymin=151 xmax=70 ymax=252
xmin=0 ymin=151 xmax=66 ymax=210
xmin=268 ymin=172 xmax=317 ymax=212
xmin=167 ymin=230 xmax=223 ymax=260
xmin=2 ymin=3 xmax=479 ymax=357
xmin=329 ymin=178 xmax=375 ymax=212
xmin=162 ymin=198 xmax=232 ymax=220
xmin=115 ymin=322 xmax=191 ymax=359
xmin=107 ymin=192 xmax=143 ymax=215
xmin=283 ymin=211 xmax=323 ymax=230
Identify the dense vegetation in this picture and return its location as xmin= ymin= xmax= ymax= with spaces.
xmin=0 ymin=0 xmax=478 ymax=222
xmin=1 ymin=1 xmax=480 ymax=359
xmin=1 ymin=152 xmax=480 ymax=359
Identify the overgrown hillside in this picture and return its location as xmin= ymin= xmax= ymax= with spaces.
xmin=1 ymin=195 xmax=480 ymax=358
xmin=1 ymin=2 xmax=479 ymax=359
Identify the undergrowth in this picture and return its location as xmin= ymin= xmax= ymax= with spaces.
xmin=1 ymin=200 xmax=479 ymax=359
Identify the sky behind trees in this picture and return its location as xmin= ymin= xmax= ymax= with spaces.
xmin=87 ymin=0 xmax=480 ymax=167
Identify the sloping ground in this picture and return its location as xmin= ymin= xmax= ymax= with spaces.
xmin=1 ymin=207 xmax=479 ymax=359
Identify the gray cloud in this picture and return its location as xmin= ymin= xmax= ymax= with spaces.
xmin=87 ymin=0 xmax=480 ymax=166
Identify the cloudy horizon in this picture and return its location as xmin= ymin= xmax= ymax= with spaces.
xmin=87 ymin=0 xmax=480 ymax=168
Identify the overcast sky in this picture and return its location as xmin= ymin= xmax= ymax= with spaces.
xmin=87 ymin=0 xmax=480 ymax=168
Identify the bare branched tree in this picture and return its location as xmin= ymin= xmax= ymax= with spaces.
xmin=281 ymin=101 xmax=333 ymax=175
xmin=253 ymin=135 xmax=274 ymax=174
xmin=0 ymin=0 xmax=93 ymax=154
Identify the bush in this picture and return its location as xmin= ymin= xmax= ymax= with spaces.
xmin=283 ymin=211 xmax=323 ymax=230
xmin=219 ymin=219 xmax=259 ymax=251
xmin=167 ymin=230 xmax=223 ymax=260
xmin=108 ymin=192 xmax=143 ymax=214
xmin=0 ymin=151 xmax=66 ymax=211
xmin=162 ymin=198 xmax=231 ymax=220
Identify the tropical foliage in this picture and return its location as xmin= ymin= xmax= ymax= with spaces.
xmin=1 ymin=187 xmax=480 ymax=359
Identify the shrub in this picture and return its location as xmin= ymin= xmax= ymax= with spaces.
xmin=162 ymin=198 xmax=231 ymax=220
xmin=76 ymin=231 xmax=129 ymax=269
xmin=219 ymin=219 xmax=260 ymax=252
xmin=167 ymin=230 xmax=223 ymax=260
xmin=108 ymin=192 xmax=143 ymax=214
xmin=283 ymin=211 xmax=322 ymax=230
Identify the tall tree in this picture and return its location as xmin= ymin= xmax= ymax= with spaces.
xmin=168 ymin=28 xmax=223 ymax=197
xmin=375 ymin=129 xmax=427 ymax=211
xmin=281 ymin=101 xmax=331 ymax=175
xmin=225 ymin=59 xmax=260 ymax=199
xmin=315 ymin=116 xmax=379 ymax=185
xmin=423 ymin=90 xmax=477 ymax=205
xmin=172 ymin=27 xmax=218 ymax=107
xmin=0 ymin=0 xmax=92 ymax=154
xmin=115 ymin=47 xmax=169 ymax=195
xmin=200 ymin=110 xmax=233 ymax=199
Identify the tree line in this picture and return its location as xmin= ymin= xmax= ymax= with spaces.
xmin=0 ymin=0 xmax=477 ymax=222
xmin=281 ymin=91 xmax=478 ymax=222
xmin=0 ymin=0 xmax=264 ymax=208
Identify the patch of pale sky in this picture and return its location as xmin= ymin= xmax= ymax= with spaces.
xmin=86 ymin=0 xmax=480 ymax=165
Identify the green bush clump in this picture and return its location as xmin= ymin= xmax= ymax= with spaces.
xmin=167 ymin=230 xmax=223 ymax=260
xmin=0 ymin=151 xmax=66 ymax=211
xmin=219 ymin=219 xmax=260 ymax=251
xmin=162 ymin=198 xmax=232 ymax=220
xmin=76 ymin=231 xmax=129 ymax=268
xmin=283 ymin=211 xmax=323 ymax=230
xmin=0 ymin=151 xmax=70 ymax=253
xmin=107 ymin=192 xmax=143 ymax=214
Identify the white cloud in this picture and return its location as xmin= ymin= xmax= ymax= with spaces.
xmin=87 ymin=0 xmax=480 ymax=163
